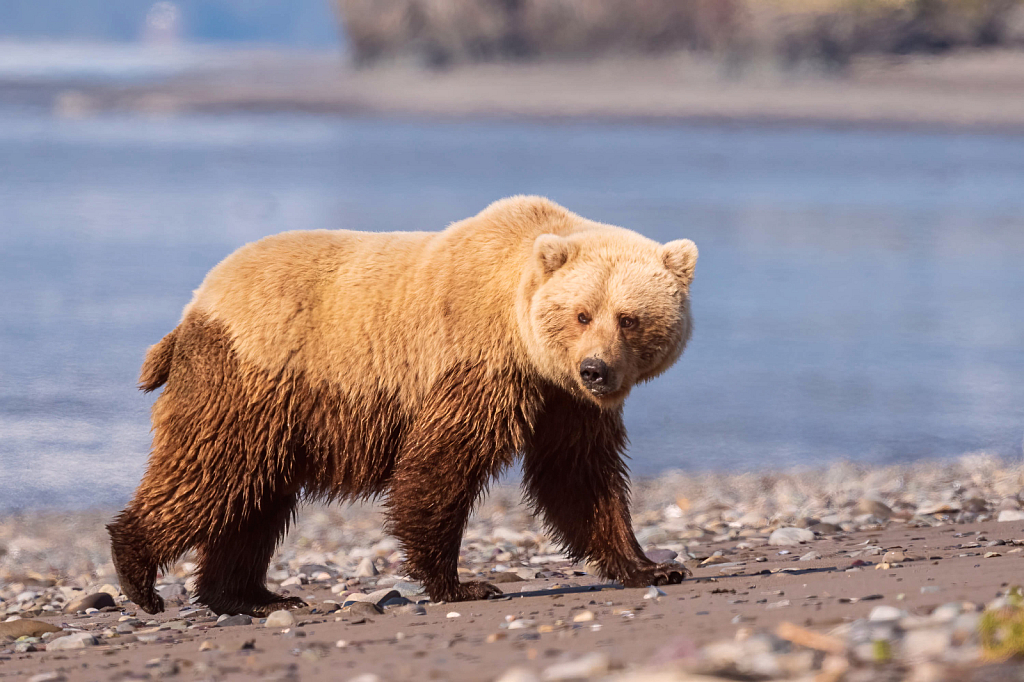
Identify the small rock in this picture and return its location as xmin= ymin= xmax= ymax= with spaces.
xmin=280 ymin=576 xmax=303 ymax=587
xmin=998 ymin=510 xmax=1024 ymax=522
xmin=381 ymin=596 xmax=412 ymax=607
xmin=355 ymin=557 xmax=378 ymax=577
xmin=63 ymin=593 xmax=115 ymax=613
xmin=645 ymin=548 xmax=678 ymax=564
xmin=985 ymin=551 xmax=1002 ymax=558
xmin=265 ymin=610 xmax=295 ymax=628
xmin=541 ymin=652 xmax=610 ymax=680
xmin=857 ymin=499 xmax=893 ymax=519
xmin=768 ymin=527 xmax=815 ymax=546
xmin=799 ymin=551 xmax=821 ymax=561
xmin=869 ymin=605 xmax=905 ymax=621
xmin=388 ymin=580 xmax=422 ymax=596
xmin=198 ymin=639 xmax=216 ymax=651
xmin=364 ymin=588 xmax=401 ymax=606
xmin=490 ymin=572 xmax=525 ymax=584
xmin=644 ymin=586 xmax=666 ymax=599
xmin=216 ymin=614 xmax=252 ymax=627
xmin=507 ymin=619 xmax=535 ymax=630
xmin=882 ymin=550 xmax=906 ymax=563
xmin=347 ymin=602 xmax=383 ymax=617
xmin=47 ymin=632 xmax=99 ymax=650
xmin=572 ymin=610 xmax=595 ymax=623
xmin=807 ymin=522 xmax=842 ymax=534
xmin=0 ymin=620 xmax=62 ymax=638
xmin=446 ymin=611 xmax=461 ymax=619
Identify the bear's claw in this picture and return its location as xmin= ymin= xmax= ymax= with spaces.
xmin=455 ymin=581 xmax=504 ymax=601
xmin=620 ymin=561 xmax=690 ymax=588
xmin=249 ymin=596 xmax=307 ymax=618
xmin=647 ymin=562 xmax=690 ymax=586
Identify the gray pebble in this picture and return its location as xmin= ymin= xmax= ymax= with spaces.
xmin=768 ymin=527 xmax=815 ymax=546
xmin=215 ymin=614 xmax=252 ymax=627
xmin=645 ymin=548 xmax=678 ymax=564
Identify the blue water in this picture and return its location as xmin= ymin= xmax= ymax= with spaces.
xmin=1 ymin=112 xmax=1023 ymax=510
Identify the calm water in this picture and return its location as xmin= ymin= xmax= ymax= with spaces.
xmin=1 ymin=112 xmax=1023 ymax=510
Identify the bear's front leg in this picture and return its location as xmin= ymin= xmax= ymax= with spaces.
xmin=524 ymin=392 xmax=689 ymax=588
xmin=385 ymin=368 xmax=529 ymax=603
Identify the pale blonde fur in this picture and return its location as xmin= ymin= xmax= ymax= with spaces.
xmin=187 ymin=195 xmax=696 ymax=411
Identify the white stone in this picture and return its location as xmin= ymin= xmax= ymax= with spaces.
xmin=280 ymin=576 xmax=303 ymax=587
xmin=799 ymin=551 xmax=821 ymax=561
xmin=869 ymin=605 xmax=905 ymax=621
xmin=572 ymin=610 xmax=595 ymax=623
xmin=507 ymin=619 xmax=536 ymax=630
xmin=768 ymin=527 xmax=815 ymax=546
xmin=355 ymin=557 xmax=378 ymax=577
xmin=264 ymin=610 xmax=295 ymax=628
xmin=997 ymin=510 xmax=1024 ymax=522
xmin=644 ymin=586 xmax=666 ymax=600
xmin=47 ymin=632 xmax=99 ymax=650
xmin=446 ymin=611 xmax=461 ymax=618
xmin=541 ymin=652 xmax=609 ymax=681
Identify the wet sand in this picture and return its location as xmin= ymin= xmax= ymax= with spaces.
xmin=3 ymin=456 xmax=1024 ymax=680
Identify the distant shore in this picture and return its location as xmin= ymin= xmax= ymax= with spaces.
xmin=5 ymin=47 xmax=1023 ymax=132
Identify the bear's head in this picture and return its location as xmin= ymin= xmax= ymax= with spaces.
xmin=521 ymin=227 xmax=697 ymax=409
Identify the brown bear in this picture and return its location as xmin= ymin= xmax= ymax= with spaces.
xmin=108 ymin=196 xmax=698 ymax=616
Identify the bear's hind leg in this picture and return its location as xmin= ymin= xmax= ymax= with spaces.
xmin=108 ymin=508 xmax=173 ymax=614
xmin=191 ymin=491 xmax=304 ymax=617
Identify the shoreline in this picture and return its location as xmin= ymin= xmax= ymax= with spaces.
xmin=4 ymin=47 xmax=1024 ymax=134
xmin=3 ymin=455 xmax=1024 ymax=680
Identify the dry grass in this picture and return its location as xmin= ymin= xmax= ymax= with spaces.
xmin=334 ymin=0 xmax=1024 ymax=67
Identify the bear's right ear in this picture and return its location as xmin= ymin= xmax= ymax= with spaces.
xmin=533 ymin=234 xmax=577 ymax=279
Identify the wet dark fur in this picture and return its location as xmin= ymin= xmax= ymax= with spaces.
xmin=109 ymin=313 xmax=684 ymax=616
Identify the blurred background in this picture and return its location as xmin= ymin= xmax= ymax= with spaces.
xmin=1 ymin=1 xmax=1022 ymax=510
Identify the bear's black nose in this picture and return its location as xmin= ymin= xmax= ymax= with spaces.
xmin=579 ymin=357 xmax=610 ymax=389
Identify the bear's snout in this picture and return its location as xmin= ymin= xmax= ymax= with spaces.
xmin=579 ymin=357 xmax=614 ymax=394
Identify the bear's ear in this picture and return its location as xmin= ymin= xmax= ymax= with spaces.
xmin=662 ymin=239 xmax=698 ymax=287
xmin=533 ymin=234 xmax=577 ymax=278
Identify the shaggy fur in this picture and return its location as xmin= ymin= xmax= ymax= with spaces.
xmin=109 ymin=196 xmax=697 ymax=615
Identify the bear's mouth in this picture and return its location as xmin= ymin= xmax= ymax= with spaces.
xmin=586 ymin=386 xmax=628 ymax=406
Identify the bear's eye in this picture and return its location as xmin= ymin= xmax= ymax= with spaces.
xmin=619 ymin=315 xmax=637 ymax=329
xmin=577 ymin=312 xmax=591 ymax=325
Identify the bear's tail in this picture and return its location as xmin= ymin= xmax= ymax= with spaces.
xmin=139 ymin=327 xmax=178 ymax=392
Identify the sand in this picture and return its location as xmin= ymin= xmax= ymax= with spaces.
xmin=39 ymin=48 xmax=1024 ymax=132
xmin=2 ymin=456 xmax=1024 ymax=680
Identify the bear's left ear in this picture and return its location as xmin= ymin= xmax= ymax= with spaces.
xmin=662 ymin=239 xmax=698 ymax=287
xmin=533 ymin=234 xmax=578 ymax=279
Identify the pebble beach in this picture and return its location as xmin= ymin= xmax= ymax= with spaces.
xmin=3 ymin=453 xmax=1024 ymax=681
